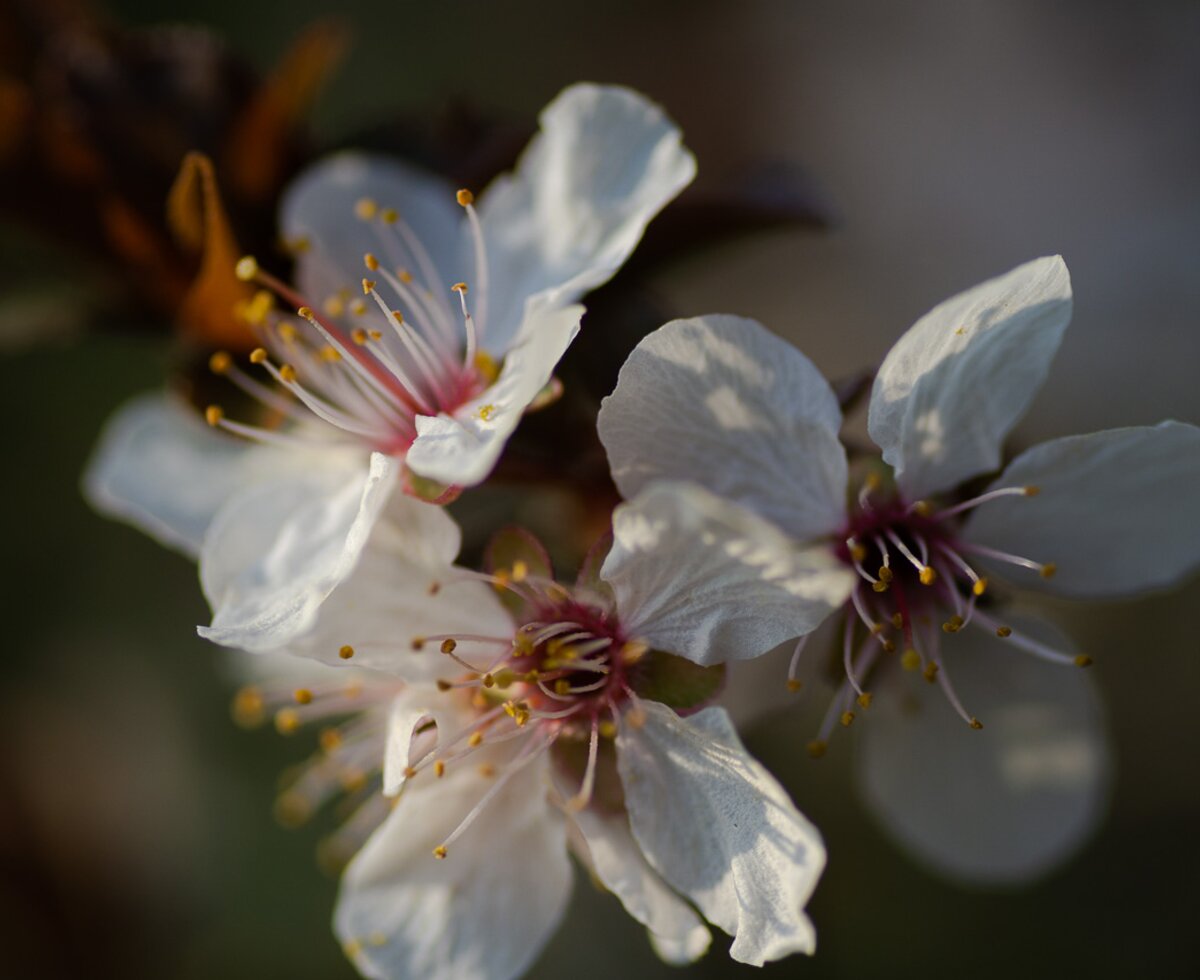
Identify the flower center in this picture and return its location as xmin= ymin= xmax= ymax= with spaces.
xmin=795 ymin=476 xmax=1090 ymax=756
xmin=202 ymin=189 xmax=497 ymax=457
xmin=399 ymin=574 xmax=647 ymax=859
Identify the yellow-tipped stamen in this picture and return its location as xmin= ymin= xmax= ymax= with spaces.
xmin=209 ymin=351 xmax=232 ymax=374
xmin=355 ymin=198 xmax=378 ymax=221
xmin=1074 ymin=655 xmax=1094 ymax=668
xmin=205 ymin=405 xmax=224 ymax=427
xmin=339 ymin=644 xmax=355 ymax=660
xmin=235 ymin=255 xmax=258 ymax=281
xmin=456 ymin=189 xmax=475 ymax=207
xmin=294 ymin=688 xmax=314 ymax=705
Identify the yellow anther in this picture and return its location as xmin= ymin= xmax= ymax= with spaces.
xmin=477 ymin=763 xmax=496 ymax=778
xmin=511 ymin=559 xmax=529 ymax=582
xmin=293 ymin=688 xmax=313 ymax=705
xmin=209 ymin=351 xmax=232 ymax=374
xmin=361 ymin=278 xmax=376 ymax=295
xmin=869 ymin=623 xmax=884 ymax=635
xmin=434 ymin=761 xmax=446 ymax=778
xmin=274 ymin=791 xmax=312 ymax=828
xmin=1040 ymin=562 xmax=1057 ymax=579
xmin=392 ymin=310 xmax=404 ymax=324
xmin=350 ymin=299 xmax=368 ymax=316
xmin=274 ymin=708 xmax=301 ymax=735
xmin=972 ymin=578 xmax=989 ymax=596
xmin=440 ymin=639 xmax=457 ymax=654
xmin=481 ymin=674 xmax=495 ymax=689
xmin=621 ymin=641 xmax=649 ymax=664
xmin=995 ymin=626 xmax=1013 ymax=638
xmin=364 ymin=253 xmax=380 ymax=271
xmin=598 ymin=720 xmax=617 ymax=739
xmin=232 ymin=687 xmax=265 ymax=728
xmin=369 ymin=329 xmax=382 ymax=341
xmin=297 ymin=305 xmax=314 ymax=320
xmin=343 ymin=939 xmax=364 ymax=959
xmin=398 ymin=268 xmax=414 ymax=283
xmin=891 ymin=613 xmax=904 ymax=628
xmin=355 ymin=198 xmax=378 ymax=220
xmin=235 ymin=289 xmax=274 ymax=327
xmin=321 ymin=345 xmax=342 ymax=363
xmin=1023 ymin=485 xmax=1041 ymax=496
xmin=919 ymin=566 xmax=937 ymax=586
xmin=857 ymin=692 xmax=873 ymax=709
xmin=436 ymin=679 xmax=452 ymax=692
xmin=923 ymin=662 xmax=939 ymax=683
xmin=849 ymin=543 xmax=867 ymax=562
xmin=204 ymin=405 xmax=224 ymax=427
xmin=477 ymin=404 xmax=496 ymax=422
xmin=877 ymin=566 xmax=894 ymax=583
xmin=277 ymin=321 xmax=297 ymax=343
xmin=872 ymin=580 xmax=889 ymax=593
xmin=882 ymin=639 xmax=897 ymax=653
xmin=451 ymin=282 xmax=468 ymax=294
xmin=456 ymin=188 xmax=475 ymax=206
xmin=411 ymin=636 xmax=426 ymax=651
xmin=840 ymin=711 xmax=856 ymax=727
xmin=912 ymin=500 xmax=932 ymax=517
xmin=969 ymin=718 xmax=984 ymax=730
xmin=901 ymin=648 xmax=922 ymax=671
xmin=806 ymin=740 xmax=828 ymax=759
xmin=249 ymin=347 xmax=268 ymax=364
xmin=380 ymin=207 xmax=398 ymax=224
xmin=285 ymin=235 xmax=311 ymax=255
xmin=433 ymin=845 xmax=448 ymax=860
xmin=319 ymin=727 xmax=342 ymax=752
xmin=1074 ymin=654 xmax=1094 ymax=668
xmin=352 ymin=329 xmax=369 ymax=345
xmin=340 ymin=770 xmax=368 ymax=793
xmin=402 ymin=766 xmax=417 ymax=780
xmin=786 ymin=679 xmax=803 ymax=693
xmin=323 ymin=296 xmax=345 ymax=318
xmin=279 ymin=364 xmax=298 ymax=384
xmin=491 ymin=569 xmax=511 ymax=591
xmin=468 ymin=732 xmax=484 ymax=747
xmin=235 ymin=255 xmax=258 ymax=281
xmin=474 ymin=350 xmax=500 ymax=384
xmin=942 ymin=615 xmax=964 ymax=634
xmin=554 ymin=679 xmax=570 ymax=696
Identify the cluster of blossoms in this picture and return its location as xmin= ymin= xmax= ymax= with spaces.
xmin=85 ymin=82 xmax=1200 ymax=977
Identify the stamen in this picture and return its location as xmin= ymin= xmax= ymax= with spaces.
xmin=432 ymin=730 xmax=555 ymax=858
xmin=786 ymin=635 xmax=809 ymax=692
xmin=566 ymin=717 xmax=601 ymax=812
xmin=959 ymin=542 xmax=1055 ymax=579
xmin=886 ymin=529 xmax=935 ymax=583
xmin=458 ymin=191 xmax=490 ymax=337
xmin=933 ymin=485 xmax=1040 ymax=520
xmin=969 ymin=610 xmax=1089 ymax=667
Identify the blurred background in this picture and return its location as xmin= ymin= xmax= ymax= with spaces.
xmin=2 ymin=1 xmax=1198 ymax=977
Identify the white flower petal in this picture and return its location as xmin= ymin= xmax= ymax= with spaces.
xmin=476 ymin=83 xmax=695 ymax=354
xmin=83 ymin=393 xmax=278 ymax=558
xmin=199 ymin=452 xmax=400 ymax=652
xmin=868 ymin=256 xmax=1072 ymax=499
xmin=381 ymin=687 xmax=449 ymax=797
xmin=599 ymin=315 xmax=849 ymax=541
xmin=336 ymin=753 xmax=570 ymax=980
xmin=856 ymin=617 xmax=1111 ymax=884
xmin=604 ymin=482 xmax=854 ymax=665
xmin=405 ymin=305 xmax=582 ymax=486
xmin=281 ymin=153 xmax=461 ymax=305
xmin=963 ymin=421 xmax=1200 ymax=597
xmin=617 ymin=703 xmax=826 ymax=965
xmin=279 ymin=532 xmax=513 ymax=681
xmin=558 ymin=773 xmax=710 ymax=965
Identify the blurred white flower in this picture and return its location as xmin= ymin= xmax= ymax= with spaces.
xmin=598 ymin=256 xmax=1200 ymax=881
xmin=84 ymin=82 xmax=696 ymax=653
xmin=271 ymin=526 xmax=825 ymax=978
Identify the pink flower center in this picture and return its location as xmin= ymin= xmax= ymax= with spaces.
xmin=201 ymin=189 xmax=498 ymax=457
